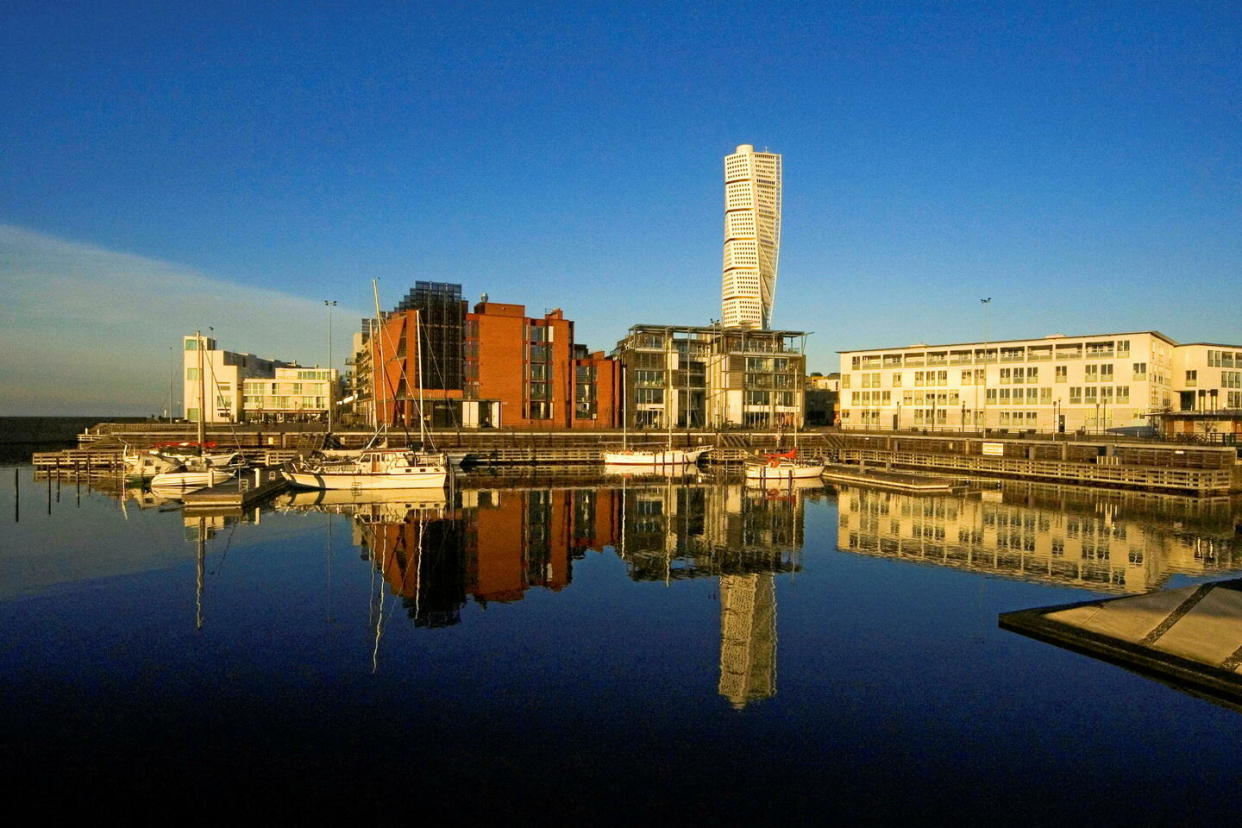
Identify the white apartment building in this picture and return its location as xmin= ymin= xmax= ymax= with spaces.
xmin=838 ymin=331 xmax=1242 ymax=434
xmin=241 ymin=367 xmax=339 ymax=422
xmin=182 ymin=334 xmax=291 ymax=423
xmin=722 ymin=144 xmax=781 ymax=330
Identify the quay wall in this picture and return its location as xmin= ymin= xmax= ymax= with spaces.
xmin=55 ymin=423 xmax=1242 ymax=493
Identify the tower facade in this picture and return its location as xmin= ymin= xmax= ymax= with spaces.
xmin=721 ymin=144 xmax=781 ymax=329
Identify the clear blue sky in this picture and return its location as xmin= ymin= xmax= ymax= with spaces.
xmin=2 ymin=1 xmax=1239 ymax=413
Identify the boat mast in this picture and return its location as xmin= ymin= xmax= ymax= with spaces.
xmin=196 ymin=329 xmax=206 ymax=448
xmin=416 ymin=308 xmax=427 ymax=450
xmin=371 ymin=280 xmax=385 ymax=432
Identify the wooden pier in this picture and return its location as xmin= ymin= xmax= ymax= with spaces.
xmin=182 ymin=466 xmax=289 ymax=509
xmin=820 ymin=464 xmax=956 ymax=492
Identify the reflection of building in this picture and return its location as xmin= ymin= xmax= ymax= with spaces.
xmin=722 ymin=144 xmax=782 ymax=330
xmin=718 ymin=574 xmax=777 ymax=709
xmin=839 ymin=333 xmax=1242 ymax=434
xmin=341 ymin=479 xmax=813 ymax=709
xmin=614 ymin=324 xmax=808 ymax=429
xmin=837 ymin=483 xmax=1242 ymax=592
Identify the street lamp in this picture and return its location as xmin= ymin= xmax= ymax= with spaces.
xmin=325 ymin=300 xmax=337 ymax=432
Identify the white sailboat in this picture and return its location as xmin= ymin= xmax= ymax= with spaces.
xmin=603 ymin=361 xmax=711 ymax=467
xmin=284 ymin=281 xmax=449 ymax=491
xmin=743 ymin=417 xmax=824 ymax=482
xmin=150 ymin=330 xmax=241 ymax=493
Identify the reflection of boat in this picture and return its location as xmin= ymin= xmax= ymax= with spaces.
xmin=743 ymin=450 xmax=825 ymax=481
xmin=277 ymin=486 xmax=447 ymax=516
xmin=745 ymin=476 xmax=825 ymax=492
xmin=1001 ymin=579 xmax=1242 ymax=708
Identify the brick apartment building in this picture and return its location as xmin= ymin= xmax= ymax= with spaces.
xmin=360 ymin=282 xmax=621 ymax=430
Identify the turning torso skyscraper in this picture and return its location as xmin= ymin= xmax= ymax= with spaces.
xmin=721 ymin=144 xmax=782 ymax=330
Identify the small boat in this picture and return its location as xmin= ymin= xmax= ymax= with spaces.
xmin=602 ymin=446 xmax=711 ymax=466
xmin=149 ymin=467 xmax=236 ymax=492
xmin=283 ymin=448 xmax=448 ymax=490
xmin=743 ymin=449 xmax=825 ymax=481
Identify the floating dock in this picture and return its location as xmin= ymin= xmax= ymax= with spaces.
xmin=182 ymin=466 xmax=289 ymax=510
xmin=1000 ymin=580 xmax=1242 ymax=709
xmin=821 ymin=463 xmax=956 ymax=492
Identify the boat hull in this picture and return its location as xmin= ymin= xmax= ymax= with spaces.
xmin=602 ymin=447 xmax=710 ymax=466
xmin=149 ymin=469 xmax=235 ymax=491
xmin=743 ymin=462 xmax=825 ymax=481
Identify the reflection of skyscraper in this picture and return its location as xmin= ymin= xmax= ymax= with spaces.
xmin=722 ymin=144 xmax=782 ymax=330
xmin=718 ymin=573 xmax=777 ymax=709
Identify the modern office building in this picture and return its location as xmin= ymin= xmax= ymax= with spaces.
xmin=614 ymin=324 xmax=808 ymax=429
xmin=837 ymin=331 xmax=1242 ymax=434
xmin=721 ymin=144 xmax=782 ymax=330
xmin=182 ymin=334 xmax=291 ymax=424
xmin=359 ymin=285 xmax=622 ymax=430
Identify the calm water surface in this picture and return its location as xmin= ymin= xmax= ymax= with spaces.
xmin=2 ymin=463 xmax=1241 ymax=823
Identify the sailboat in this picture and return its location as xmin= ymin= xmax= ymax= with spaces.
xmin=150 ymin=330 xmax=242 ymax=493
xmin=603 ymin=361 xmax=711 ymax=467
xmin=284 ymin=282 xmax=449 ymax=491
xmin=743 ymin=416 xmax=825 ymax=482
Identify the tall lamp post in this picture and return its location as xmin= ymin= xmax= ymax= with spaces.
xmin=325 ymin=300 xmax=337 ymax=432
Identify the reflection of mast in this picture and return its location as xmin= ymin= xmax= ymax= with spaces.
xmin=195 ymin=516 xmax=205 ymax=631
xmin=718 ymin=573 xmax=777 ymax=709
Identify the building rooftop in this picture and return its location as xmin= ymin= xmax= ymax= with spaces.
xmin=836 ymin=330 xmax=1178 ymax=354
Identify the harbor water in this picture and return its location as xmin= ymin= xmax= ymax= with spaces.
xmin=2 ymin=460 xmax=1240 ymax=822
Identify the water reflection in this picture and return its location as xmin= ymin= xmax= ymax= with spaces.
xmin=838 ymin=482 xmax=1242 ymax=592
xmin=271 ymin=476 xmax=824 ymax=706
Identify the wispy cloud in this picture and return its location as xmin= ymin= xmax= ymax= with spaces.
xmin=0 ymin=225 xmax=366 ymax=415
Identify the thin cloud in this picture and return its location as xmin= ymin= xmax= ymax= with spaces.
xmin=0 ymin=225 xmax=366 ymax=415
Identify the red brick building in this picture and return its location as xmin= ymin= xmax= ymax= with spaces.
xmin=368 ymin=290 xmax=620 ymax=430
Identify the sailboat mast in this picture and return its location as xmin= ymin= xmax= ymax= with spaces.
xmin=416 ymin=308 xmax=427 ymax=449
xmin=196 ymin=329 xmax=205 ymax=447
xmin=371 ymin=280 xmax=384 ymax=429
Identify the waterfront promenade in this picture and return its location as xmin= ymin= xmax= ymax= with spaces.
xmin=30 ymin=421 xmax=1242 ymax=495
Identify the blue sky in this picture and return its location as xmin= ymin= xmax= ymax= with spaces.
xmin=2 ymin=1 xmax=1239 ymax=413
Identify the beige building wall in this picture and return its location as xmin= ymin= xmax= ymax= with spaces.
xmin=182 ymin=334 xmax=291 ymax=424
xmin=242 ymin=367 xmax=339 ymax=420
xmin=722 ymin=144 xmax=781 ymax=330
xmin=834 ymin=331 xmax=1224 ymax=434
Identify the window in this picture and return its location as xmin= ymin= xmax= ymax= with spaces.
xmin=184 ymin=339 xmax=198 ymax=351
xmin=1185 ymin=370 xmax=1197 ymax=387
xmin=1133 ymin=362 xmax=1147 ymax=380
xmin=1070 ymin=387 xmax=1083 ymax=404
xmin=1085 ymin=365 xmax=1099 ymax=382
xmin=1100 ymin=364 xmax=1113 ymax=381
xmin=1055 ymin=365 xmax=1067 ymax=382
xmin=186 ymin=368 xmax=199 ymax=380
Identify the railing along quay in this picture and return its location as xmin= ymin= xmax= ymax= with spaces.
xmin=841 ymin=448 xmax=1234 ymax=495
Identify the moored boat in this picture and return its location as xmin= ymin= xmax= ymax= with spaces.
xmin=743 ymin=449 xmax=825 ymax=481
xmin=283 ymin=448 xmax=449 ymax=490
